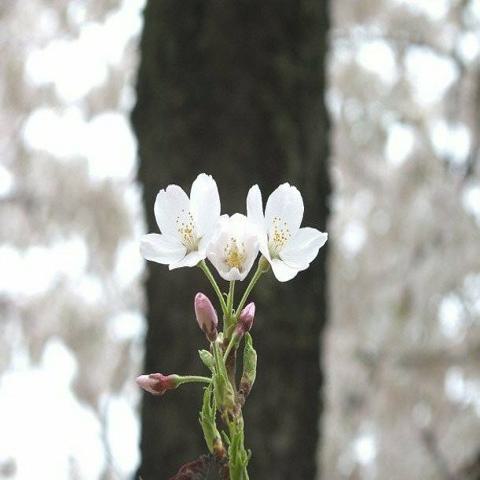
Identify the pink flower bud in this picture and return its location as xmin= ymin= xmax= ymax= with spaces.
xmin=136 ymin=373 xmax=179 ymax=396
xmin=236 ymin=302 xmax=255 ymax=336
xmin=194 ymin=292 xmax=218 ymax=342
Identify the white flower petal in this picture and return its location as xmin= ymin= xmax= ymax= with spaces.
xmin=169 ymin=250 xmax=204 ymax=270
xmin=224 ymin=267 xmax=243 ymax=281
xmin=257 ymin=236 xmax=271 ymax=263
xmin=207 ymin=213 xmax=259 ymax=281
xmin=241 ymin=234 xmax=260 ymax=280
xmin=246 ymin=185 xmax=265 ymax=229
xmin=140 ymin=233 xmax=186 ymax=265
xmin=190 ymin=173 xmax=221 ymax=238
xmin=280 ymin=228 xmax=328 ymax=269
xmin=265 ymin=183 xmax=304 ymax=237
xmin=207 ymin=230 xmax=230 ymax=278
xmin=247 ymin=186 xmax=270 ymax=261
xmin=154 ymin=185 xmax=190 ymax=238
xmin=270 ymin=258 xmax=299 ymax=282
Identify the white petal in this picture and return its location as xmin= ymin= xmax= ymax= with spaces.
xmin=265 ymin=183 xmax=304 ymax=237
xmin=258 ymin=236 xmax=271 ymax=262
xmin=206 ymin=213 xmax=259 ymax=281
xmin=169 ymin=250 xmax=204 ymax=270
xmin=140 ymin=233 xmax=186 ymax=265
xmin=240 ymin=234 xmax=259 ymax=280
xmin=247 ymin=185 xmax=265 ymax=229
xmin=207 ymin=231 xmax=230 ymax=278
xmin=190 ymin=173 xmax=221 ymax=237
xmin=280 ymin=228 xmax=328 ymax=269
xmin=207 ymin=228 xmax=237 ymax=281
xmin=271 ymin=258 xmax=299 ymax=282
xmin=247 ymin=186 xmax=270 ymax=261
xmin=223 ymin=267 xmax=243 ymax=281
xmin=154 ymin=185 xmax=190 ymax=238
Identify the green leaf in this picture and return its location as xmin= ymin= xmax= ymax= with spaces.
xmin=199 ymin=384 xmax=221 ymax=454
xmin=213 ymin=371 xmax=235 ymax=410
xmin=240 ymin=333 xmax=257 ymax=398
xmin=227 ymin=419 xmax=250 ymax=480
xmin=212 ymin=342 xmax=235 ymax=410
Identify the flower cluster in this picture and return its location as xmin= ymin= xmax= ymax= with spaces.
xmin=136 ymin=173 xmax=328 ymax=480
xmin=140 ymin=173 xmax=328 ymax=282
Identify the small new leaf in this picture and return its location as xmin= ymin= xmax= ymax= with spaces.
xmin=213 ymin=372 xmax=235 ymax=411
xmin=227 ymin=421 xmax=250 ymax=480
xmin=199 ymin=349 xmax=215 ymax=371
xmin=199 ymin=384 xmax=221 ymax=454
xmin=239 ymin=333 xmax=257 ymax=399
xmin=212 ymin=342 xmax=235 ymax=410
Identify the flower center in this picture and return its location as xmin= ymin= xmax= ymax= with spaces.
xmin=176 ymin=210 xmax=199 ymax=252
xmin=269 ymin=216 xmax=291 ymax=256
xmin=224 ymin=237 xmax=246 ymax=270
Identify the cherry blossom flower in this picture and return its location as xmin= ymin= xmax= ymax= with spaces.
xmin=140 ymin=173 xmax=220 ymax=269
xmin=207 ymin=214 xmax=259 ymax=281
xmin=247 ymin=183 xmax=328 ymax=282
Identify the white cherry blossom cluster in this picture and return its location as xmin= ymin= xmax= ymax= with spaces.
xmin=141 ymin=173 xmax=328 ymax=282
xmin=138 ymin=173 xmax=328 ymax=477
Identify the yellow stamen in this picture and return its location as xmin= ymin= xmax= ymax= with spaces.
xmin=224 ymin=237 xmax=246 ymax=270
xmin=269 ymin=216 xmax=291 ymax=255
xmin=176 ymin=209 xmax=199 ymax=252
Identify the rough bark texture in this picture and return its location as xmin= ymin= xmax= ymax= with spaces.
xmin=132 ymin=1 xmax=330 ymax=478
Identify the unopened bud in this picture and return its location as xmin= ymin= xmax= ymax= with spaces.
xmin=136 ymin=373 xmax=180 ymax=396
xmin=235 ymin=302 xmax=255 ymax=337
xmin=194 ymin=293 xmax=218 ymax=342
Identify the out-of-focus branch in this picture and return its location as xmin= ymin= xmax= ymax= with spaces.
xmin=464 ymin=67 xmax=480 ymax=180
xmin=356 ymin=343 xmax=480 ymax=371
xmin=395 ymin=344 xmax=480 ymax=369
xmin=456 ymin=451 xmax=480 ymax=480
xmin=420 ymin=427 xmax=456 ymax=480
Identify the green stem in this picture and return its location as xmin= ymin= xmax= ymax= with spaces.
xmin=227 ymin=280 xmax=235 ymax=314
xmin=225 ymin=280 xmax=236 ymax=332
xmin=236 ymin=263 xmax=264 ymax=319
xmin=198 ymin=260 xmax=228 ymax=314
xmin=223 ymin=334 xmax=237 ymax=363
xmin=177 ymin=375 xmax=212 ymax=385
xmin=212 ymin=341 xmax=223 ymax=375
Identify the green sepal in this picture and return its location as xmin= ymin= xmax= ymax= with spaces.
xmin=198 ymin=349 xmax=215 ymax=371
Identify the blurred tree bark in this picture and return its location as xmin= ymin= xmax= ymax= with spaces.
xmin=132 ymin=1 xmax=330 ymax=478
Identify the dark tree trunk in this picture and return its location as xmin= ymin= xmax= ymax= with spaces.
xmin=132 ymin=1 xmax=330 ymax=478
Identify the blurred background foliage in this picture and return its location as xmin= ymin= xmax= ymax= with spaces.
xmin=0 ymin=0 xmax=479 ymax=479
xmin=325 ymin=1 xmax=480 ymax=479
xmin=0 ymin=0 xmax=145 ymax=478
